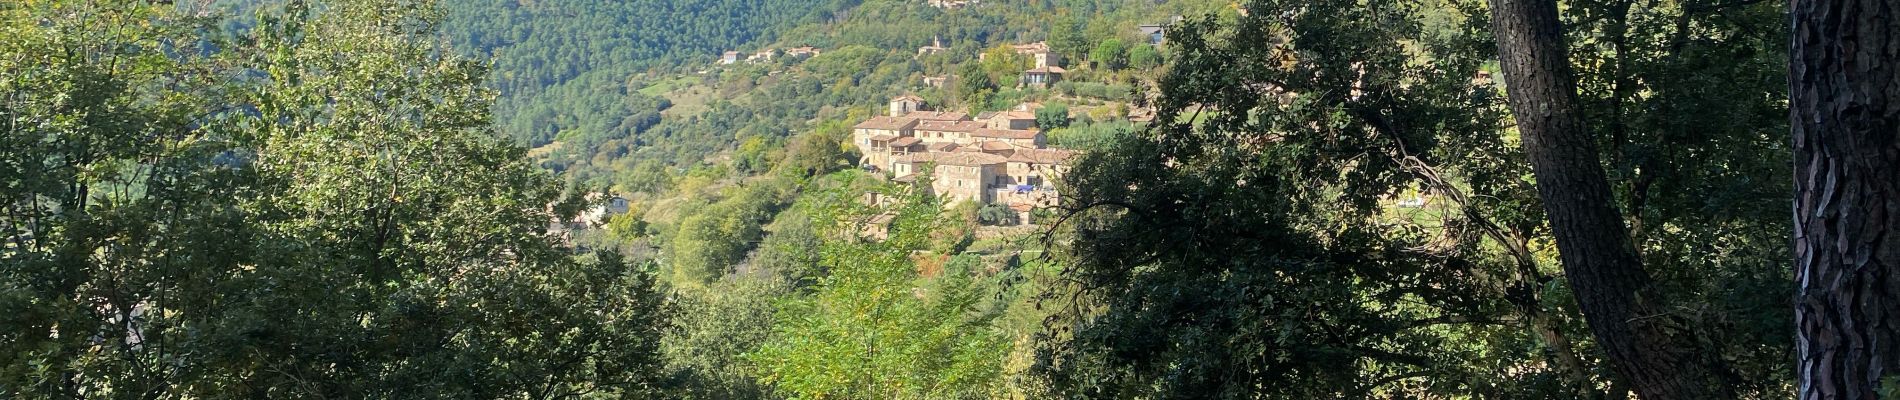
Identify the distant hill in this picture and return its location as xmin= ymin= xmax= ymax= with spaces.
xmin=440 ymin=0 xmax=852 ymax=146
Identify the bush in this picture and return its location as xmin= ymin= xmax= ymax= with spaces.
xmin=977 ymin=203 xmax=1016 ymax=226
xmin=1129 ymin=45 xmax=1162 ymax=70
xmin=1036 ymin=103 xmax=1071 ymax=130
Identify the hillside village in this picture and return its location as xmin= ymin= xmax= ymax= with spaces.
xmin=544 ymin=12 xmax=1188 ymax=240
xmin=854 ymin=96 xmax=1075 ymax=219
xmin=844 ymin=40 xmax=1100 ymax=228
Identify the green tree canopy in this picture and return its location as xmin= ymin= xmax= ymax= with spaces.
xmin=0 ymin=0 xmax=671 ymax=397
xmin=1089 ymin=39 xmax=1128 ymax=70
xmin=1128 ymin=44 xmax=1162 ymax=70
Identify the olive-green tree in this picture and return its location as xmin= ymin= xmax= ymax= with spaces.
xmin=749 ymin=177 xmax=1009 ymax=399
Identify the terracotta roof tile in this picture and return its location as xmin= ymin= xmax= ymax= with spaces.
xmin=903 ymin=111 xmax=971 ymax=121
xmin=933 ymin=151 xmax=1008 ymax=166
xmin=973 ymin=128 xmax=1042 ymax=139
xmin=978 ymin=141 xmax=1019 ymax=151
xmin=854 ymin=116 xmax=919 ymax=130
xmin=991 ymin=111 xmax=1037 ymax=120
xmin=916 ymin=120 xmax=987 ymax=132
xmin=897 ymin=152 xmax=938 ymax=163
xmin=1007 ymin=148 xmax=1076 ymax=165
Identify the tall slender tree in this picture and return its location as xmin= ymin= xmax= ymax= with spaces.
xmin=1791 ymin=0 xmax=1900 ymax=398
xmin=1485 ymin=0 xmax=1731 ymax=398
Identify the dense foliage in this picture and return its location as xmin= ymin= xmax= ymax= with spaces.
xmin=1037 ymin=1 xmax=1527 ymax=396
xmin=1037 ymin=0 xmax=1792 ymax=397
xmin=1 ymin=0 xmax=668 ymax=397
xmin=3 ymin=0 xmax=1806 ymax=397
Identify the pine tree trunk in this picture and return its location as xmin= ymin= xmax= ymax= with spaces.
xmin=1791 ymin=0 xmax=1900 ymax=398
xmin=1485 ymin=0 xmax=1730 ymax=398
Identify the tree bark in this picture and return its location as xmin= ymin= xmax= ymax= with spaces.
xmin=1791 ymin=0 xmax=1900 ymax=398
xmin=1485 ymin=0 xmax=1731 ymax=398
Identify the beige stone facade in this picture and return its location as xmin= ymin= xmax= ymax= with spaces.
xmin=925 ymin=152 xmax=1008 ymax=204
xmin=854 ymin=104 xmax=1075 ymax=212
xmin=889 ymin=95 xmax=926 ymax=117
xmin=854 ymin=116 xmax=920 ymax=172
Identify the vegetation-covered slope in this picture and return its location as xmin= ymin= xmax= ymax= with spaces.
xmin=439 ymin=0 xmax=850 ymax=147
xmin=2 ymin=0 xmax=1818 ymax=398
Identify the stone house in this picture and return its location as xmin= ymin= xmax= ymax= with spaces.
xmin=748 ymin=49 xmax=776 ymax=62
xmin=992 ymin=148 xmax=1073 ymax=207
xmin=575 ymin=193 xmax=632 ymax=227
xmin=851 ymin=102 xmax=1075 ymax=213
xmin=1003 ymin=148 xmax=1073 ymax=186
xmin=917 ymin=36 xmax=949 ymax=57
xmin=890 ymin=152 xmax=933 ymax=181
xmin=972 ymin=128 xmax=1044 ymax=148
xmin=985 ymin=110 xmax=1038 ymax=130
xmin=914 ymin=120 xmax=988 ymax=145
xmin=1138 ymin=24 xmax=1167 ymax=45
xmin=889 ymin=95 xmax=926 ymax=117
xmin=1023 ymin=66 xmax=1066 ymax=87
xmin=924 ymin=152 xmax=1008 ymax=205
xmin=863 ymin=135 xmax=925 ymax=172
xmin=903 ymin=110 xmax=971 ymax=122
xmin=1011 ymin=42 xmax=1063 ymax=68
xmin=853 ymin=116 xmax=920 ymax=170
xmin=786 ymin=46 xmax=821 ymax=57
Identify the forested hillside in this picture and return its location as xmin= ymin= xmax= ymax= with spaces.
xmin=440 ymin=0 xmax=850 ymax=146
xmin=7 ymin=0 xmax=1862 ymax=398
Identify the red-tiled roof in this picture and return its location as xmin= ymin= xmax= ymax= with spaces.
xmin=916 ymin=120 xmax=987 ymax=132
xmin=933 ymin=151 xmax=1008 ymax=166
xmin=854 ymin=116 xmax=919 ymax=130
xmin=1008 ymin=148 xmax=1076 ymax=165
xmin=869 ymin=134 xmax=899 ymax=142
xmin=977 ymin=141 xmax=1019 ymax=151
xmin=991 ymin=111 xmax=1037 ymax=120
xmin=1025 ymin=66 xmax=1068 ymax=74
xmin=892 ymin=94 xmax=925 ymax=103
xmin=904 ymin=111 xmax=971 ymax=121
xmin=927 ymin=142 xmax=959 ymax=152
xmin=888 ymin=136 xmax=921 ymax=147
xmin=973 ymin=128 xmax=1042 ymax=139
xmin=897 ymin=152 xmax=938 ymax=163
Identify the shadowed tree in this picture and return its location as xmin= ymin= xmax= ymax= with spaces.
xmin=1485 ymin=0 xmax=1739 ymax=397
xmin=1790 ymin=0 xmax=1900 ymax=398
